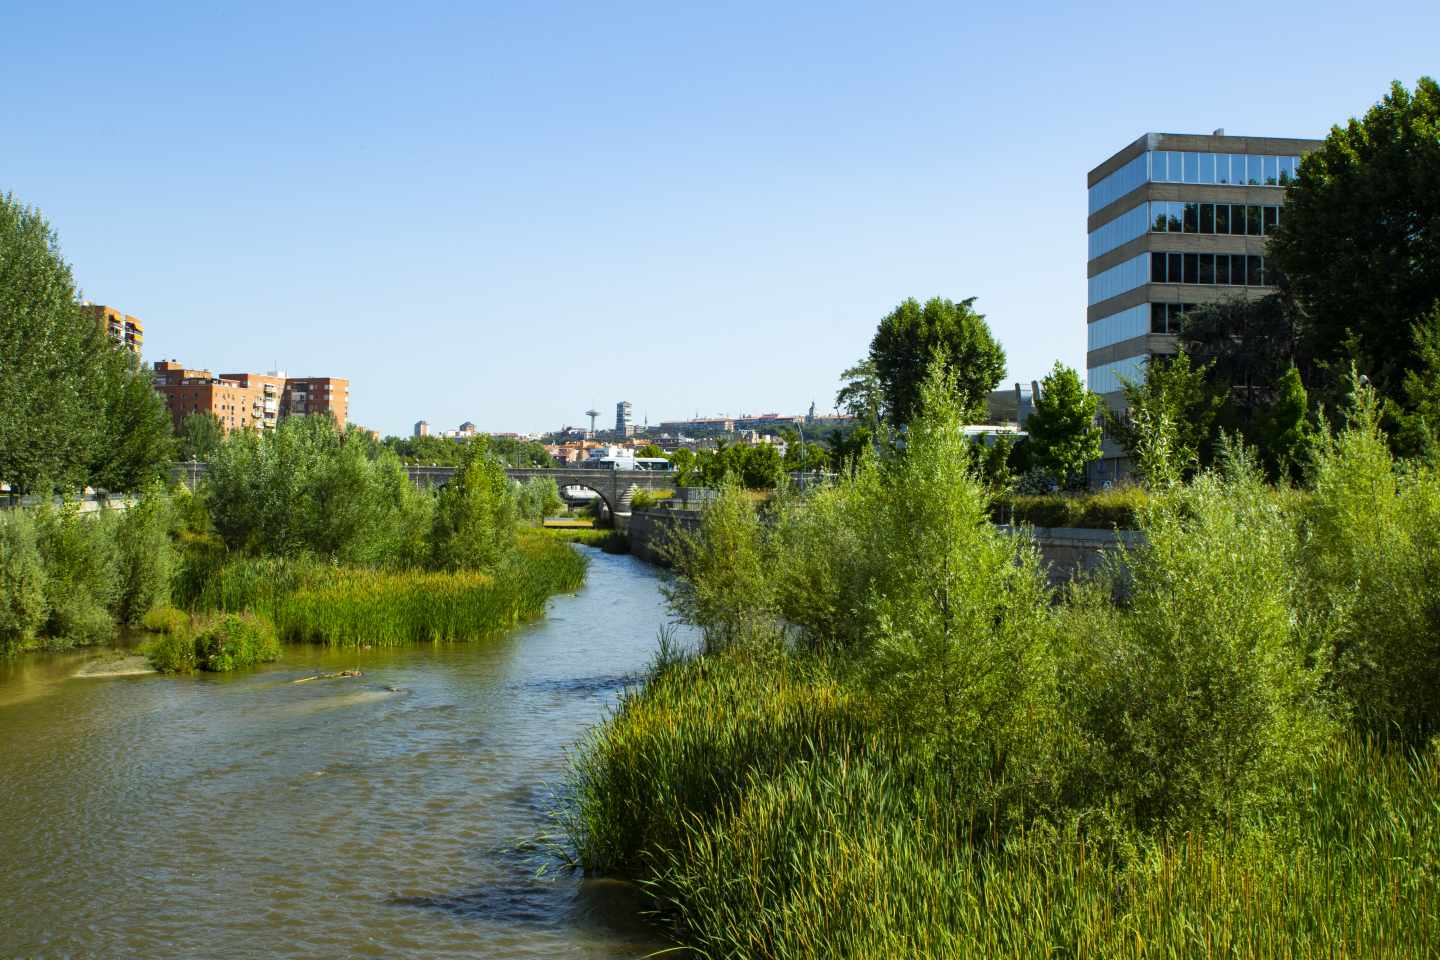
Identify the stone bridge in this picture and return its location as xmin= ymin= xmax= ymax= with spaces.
xmin=406 ymin=466 xmax=673 ymax=517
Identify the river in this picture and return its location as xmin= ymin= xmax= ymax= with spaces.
xmin=0 ymin=549 xmax=679 ymax=959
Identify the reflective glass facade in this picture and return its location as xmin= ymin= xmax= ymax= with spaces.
xmin=1150 ymin=251 xmax=1271 ymax=287
xmin=1088 ymin=153 xmax=1148 ymax=214
xmin=1088 ymin=355 xmax=1147 ymax=395
xmin=1088 ymin=202 xmax=1150 ymax=259
xmin=1088 ymin=150 xmax=1300 ymax=214
xmin=1088 ymin=253 xmax=1149 ymax=306
xmin=1087 ymin=304 xmax=1149 ymax=351
xmin=1151 ymin=201 xmax=1282 ymax=236
xmin=1150 ymin=150 xmax=1299 ymax=186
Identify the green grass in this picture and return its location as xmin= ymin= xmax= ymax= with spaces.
xmin=568 ymin=649 xmax=1440 ymax=959
xmin=173 ymin=529 xmax=588 ymax=648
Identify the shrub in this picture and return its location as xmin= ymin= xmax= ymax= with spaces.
xmin=1064 ymin=451 xmax=1331 ymax=829
xmin=515 ymin=475 xmax=564 ymax=521
xmin=33 ymin=502 xmax=120 ymax=648
xmin=112 ymin=486 xmax=175 ymax=624
xmin=662 ymin=480 xmax=778 ymax=653
xmin=144 ymin=628 xmax=198 ymax=673
xmin=628 ymin=488 xmax=674 ymax=511
xmin=1299 ymin=377 xmax=1440 ymax=742
xmin=193 ymin=613 xmax=280 ymax=672
xmin=857 ymin=369 xmax=1057 ymax=787
xmin=993 ymin=485 xmax=1149 ymax=529
xmin=0 ymin=511 xmax=48 ymax=655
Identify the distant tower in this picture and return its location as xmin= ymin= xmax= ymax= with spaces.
xmin=806 ymin=401 xmax=816 ymax=425
xmin=585 ymin=408 xmax=600 ymax=437
xmin=616 ymin=400 xmax=634 ymax=437
xmin=413 ymin=420 xmax=429 ymax=438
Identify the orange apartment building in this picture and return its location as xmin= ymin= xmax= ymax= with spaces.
xmin=152 ymin=361 xmax=348 ymax=435
xmin=78 ymin=303 xmax=144 ymax=355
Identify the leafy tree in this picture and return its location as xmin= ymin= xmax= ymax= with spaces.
xmin=1180 ymin=295 xmax=1307 ymax=436
xmin=207 ymin=415 xmax=429 ymax=564
xmin=1104 ymin=352 xmax=1222 ymax=481
xmin=88 ymin=349 xmax=175 ymax=492
xmin=835 ymin=357 xmax=885 ymax=426
xmin=669 ymin=447 xmax=698 ymax=486
xmin=1023 ymin=362 xmax=1101 ymax=488
xmin=782 ymin=435 xmax=830 ymax=473
xmin=0 ymin=193 xmax=174 ymax=493
xmin=0 ymin=195 xmax=104 ymax=493
xmin=740 ymin=444 xmax=784 ymax=490
xmin=1269 ymin=77 xmax=1440 ymax=401
xmin=868 ymin=296 xmax=1006 ymax=426
xmin=515 ymin=475 xmax=563 ymax=521
xmin=484 ymin=434 xmax=556 ymax=468
xmin=179 ymin=412 xmax=224 ymax=461
xmin=635 ymin=443 xmax=665 ymax=459
xmin=1394 ymin=304 xmax=1440 ymax=463
xmin=1256 ymin=367 xmax=1313 ymax=483
xmin=827 ymin=425 xmax=873 ymax=477
xmin=429 ymin=440 xmax=516 ymax=571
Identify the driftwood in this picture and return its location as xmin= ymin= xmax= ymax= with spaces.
xmin=290 ymin=670 xmax=363 ymax=684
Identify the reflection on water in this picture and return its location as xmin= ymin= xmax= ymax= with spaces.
xmin=0 ymin=550 xmax=679 ymax=959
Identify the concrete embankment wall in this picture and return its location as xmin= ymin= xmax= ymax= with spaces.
xmin=627 ymin=508 xmax=1140 ymax=585
xmin=626 ymin=508 xmax=702 ymax=565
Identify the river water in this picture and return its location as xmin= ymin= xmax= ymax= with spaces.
xmin=0 ymin=550 xmax=678 ymax=959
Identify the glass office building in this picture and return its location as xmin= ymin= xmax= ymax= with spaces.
xmin=1085 ymin=131 xmax=1323 ymax=486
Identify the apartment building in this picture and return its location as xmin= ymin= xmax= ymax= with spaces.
xmin=152 ymin=361 xmax=348 ymax=435
xmin=1085 ymin=131 xmax=1323 ymax=486
xmin=79 ymin=303 xmax=143 ymax=356
xmin=616 ymin=400 xmax=634 ymax=436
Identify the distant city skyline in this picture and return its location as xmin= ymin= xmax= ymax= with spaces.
xmin=4 ymin=2 xmax=1435 ymax=435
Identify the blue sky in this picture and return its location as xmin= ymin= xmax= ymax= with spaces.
xmin=4 ymin=2 xmax=1436 ymax=435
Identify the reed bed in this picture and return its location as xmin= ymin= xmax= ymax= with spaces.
xmin=571 ymin=650 xmax=1440 ymax=959
xmin=175 ymin=531 xmax=588 ymax=648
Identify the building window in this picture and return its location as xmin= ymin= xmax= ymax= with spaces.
xmin=1150 ymin=250 xmax=1270 ymax=287
xmin=1147 ymin=150 xmax=1300 ymax=187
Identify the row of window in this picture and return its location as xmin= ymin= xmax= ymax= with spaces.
xmin=1088 ymin=355 xmax=1147 ymax=395
xmin=1090 ymin=249 xmax=1277 ymax=305
xmin=1152 ymin=201 xmax=1281 ymax=236
xmin=1152 ymin=251 xmax=1274 ymax=287
xmin=1089 ymin=200 xmax=1286 ymax=259
xmin=1089 ymin=149 xmax=1301 ymax=213
xmin=1151 ymin=151 xmax=1299 ymax=187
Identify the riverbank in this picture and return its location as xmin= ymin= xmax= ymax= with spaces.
xmin=567 ymin=382 xmax=1440 ymax=958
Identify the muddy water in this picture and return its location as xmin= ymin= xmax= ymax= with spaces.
xmin=0 ymin=550 xmax=679 ymax=959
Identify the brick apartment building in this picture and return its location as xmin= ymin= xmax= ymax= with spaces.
xmin=152 ymin=361 xmax=349 ymax=435
xmin=79 ymin=303 xmax=143 ymax=356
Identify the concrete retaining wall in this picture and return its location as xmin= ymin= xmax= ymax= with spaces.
xmin=627 ymin=508 xmax=702 ymax=565
xmin=630 ymin=508 xmax=1140 ymax=586
xmin=1009 ymin=526 xmax=1142 ymax=588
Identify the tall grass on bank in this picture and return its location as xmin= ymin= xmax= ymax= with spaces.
xmin=172 ymin=530 xmax=587 ymax=648
xmin=567 ymin=370 xmax=1440 ymax=958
